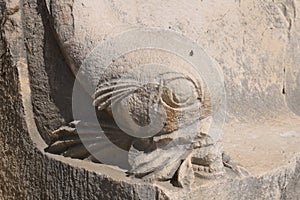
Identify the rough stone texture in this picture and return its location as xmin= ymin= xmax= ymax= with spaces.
xmin=285 ymin=1 xmax=300 ymax=117
xmin=1 ymin=0 xmax=300 ymax=199
xmin=0 ymin=0 xmax=169 ymax=199
xmin=22 ymin=0 xmax=75 ymax=144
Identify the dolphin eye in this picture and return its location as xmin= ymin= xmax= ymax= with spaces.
xmin=160 ymin=76 xmax=200 ymax=109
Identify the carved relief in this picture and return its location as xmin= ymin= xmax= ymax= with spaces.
xmin=43 ymin=1 xmax=248 ymax=188
xmin=45 ymin=44 xmax=248 ymax=187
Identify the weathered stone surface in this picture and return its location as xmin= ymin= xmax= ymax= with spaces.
xmin=44 ymin=0 xmax=292 ymax=121
xmin=43 ymin=0 xmax=230 ymax=186
xmin=1 ymin=0 xmax=300 ymax=199
xmin=0 ymin=0 xmax=169 ymax=199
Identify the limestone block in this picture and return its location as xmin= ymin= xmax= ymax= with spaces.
xmin=1 ymin=0 xmax=300 ymax=199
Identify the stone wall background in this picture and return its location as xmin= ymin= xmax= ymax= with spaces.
xmin=0 ymin=0 xmax=300 ymax=199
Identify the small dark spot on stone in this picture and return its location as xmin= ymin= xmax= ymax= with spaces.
xmin=1 ymin=72 xmax=6 ymax=77
xmin=169 ymin=26 xmax=172 ymax=29
xmin=189 ymin=50 xmax=194 ymax=56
